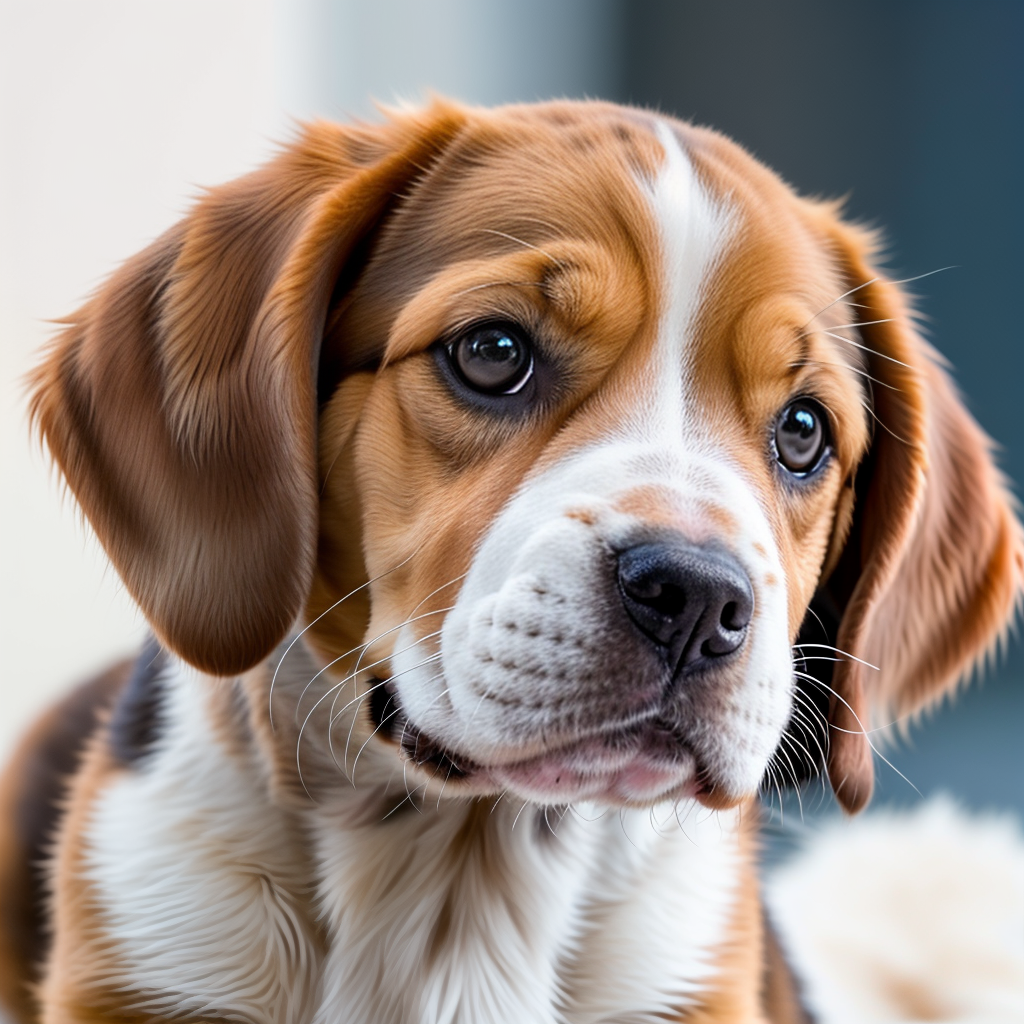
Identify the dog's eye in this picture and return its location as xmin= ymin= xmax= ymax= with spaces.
xmin=774 ymin=398 xmax=830 ymax=475
xmin=450 ymin=324 xmax=533 ymax=394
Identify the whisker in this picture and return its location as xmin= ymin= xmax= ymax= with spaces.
xmin=791 ymin=692 xmax=831 ymax=748
xmin=294 ymin=621 xmax=451 ymax=793
xmin=792 ymin=672 xmax=922 ymax=797
xmin=295 ymin=568 xmax=468 ymax=723
xmin=269 ymin=549 xmax=419 ymax=729
xmin=804 ymin=317 xmax=896 ymax=335
xmin=860 ymin=396 xmax=914 ymax=446
xmin=779 ymin=718 xmax=823 ymax=776
xmin=330 ymin=648 xmax=445 ymax=776
xmin=800 ymin=266 xmax=955 ymax=331
xmin=792 ymin=643 xmax=879 ymax=672
xmin=348 ymin=671 xmax=446 ymax=784
xmin=380 ymin=782 xmax=428 ymax=821
xmin=818 ymin=330 xmax=914 ymax=370
xmin=340 ymin=646 xmax=448 ymax=778
xmin=800 ymin=277 xmax=880 ymax=330
xmin=789 ymin=358 xmax=901 ymax=392
xmin=511 ymin=801 xmax=531 ymax=831
xmin=450 ymin=280 xmax=545 ymax=298
xmin=297 ymin=603 xmax=456 ymax=723
xmin=327 ymin=627 xmax=445 ymax=731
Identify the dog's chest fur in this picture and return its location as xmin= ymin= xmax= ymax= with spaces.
xmin=79 ymin=654 xmax=744 ymax=1024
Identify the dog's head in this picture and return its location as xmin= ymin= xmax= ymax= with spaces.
xmin=32 ymin=100 xmax=1022 ymax=813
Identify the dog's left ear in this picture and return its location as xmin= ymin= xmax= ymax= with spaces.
xmin=29 ymin=104 xmax=467 ymax=676
xmin=810 ymin=214 xmax=1024 ymax=813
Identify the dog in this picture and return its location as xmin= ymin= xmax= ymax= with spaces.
xmin=0 ymin=98 xmax=1020 ymax=1023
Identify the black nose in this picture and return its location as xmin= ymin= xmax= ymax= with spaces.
xmin=617 ymin=541 xmax=753 ymax=675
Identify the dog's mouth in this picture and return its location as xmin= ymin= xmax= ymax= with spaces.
xmin=368 ymin=676 xmax=479 ymax=780
xmin=367 ymin=676 xmax=722 ymax=806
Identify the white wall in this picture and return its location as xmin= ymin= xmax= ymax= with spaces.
xmin=276 ymin=0 xmax=621 ymax=120
xmin=0 ymin=1 xmax=281 ymax=756
xmin=0 ymin=0 xmax=618 ymax=759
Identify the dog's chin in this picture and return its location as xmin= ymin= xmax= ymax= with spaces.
xmin=368 ymin=677 xmax=745 ymax=809
xmin=488 ymin=731 xmax=701 ymax=807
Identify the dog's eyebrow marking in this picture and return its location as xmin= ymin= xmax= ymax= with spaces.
xmin=109 ymin=635 xmax=168 ymax=766
xmin=639 ymin=123 xmax=733 ymax=438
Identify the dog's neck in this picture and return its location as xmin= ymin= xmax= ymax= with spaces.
xmin=307 ymin=791 xmax=744 ymax=1023
xmin=242 ymin=639 xmax=753 ymax=1022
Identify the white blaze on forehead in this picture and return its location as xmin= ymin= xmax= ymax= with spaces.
xmin=640 ymin=121 xmax=734 ymax=436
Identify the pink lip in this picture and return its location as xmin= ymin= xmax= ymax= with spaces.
xmin=493 ymin=736 xmax=698 ymax=805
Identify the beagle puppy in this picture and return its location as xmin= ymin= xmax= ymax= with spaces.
xmin=0 ymin=99 xmax=1020 ymax=1024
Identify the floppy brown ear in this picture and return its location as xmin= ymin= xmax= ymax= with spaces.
xmin=30 ymin=104 xmax=466 ymax=676
xmin=812 ymin=218 xmax=1024 ymax=812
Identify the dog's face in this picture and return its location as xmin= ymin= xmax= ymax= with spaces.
xmin=32 ymin=101 xmax=1022 ymax=813
xmin=315 ymin=115 xmax=871 ymax=810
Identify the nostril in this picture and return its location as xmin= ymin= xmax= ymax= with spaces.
xmin=647 ymin=583 xmax=685 ymax=619
xmin=720 ymin=601 xmax=737 ymax=629
xmin=719 ymin=596 xmax=752 ymax=632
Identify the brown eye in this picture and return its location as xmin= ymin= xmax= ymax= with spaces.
xmin=451 ymin=324 xmax=533 ymax=394
xmin=774 ymin=399 xmax=830 ymax=475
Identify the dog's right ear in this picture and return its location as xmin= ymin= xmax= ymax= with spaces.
xmin=30 ymin=104 xmax=467 ymax=676
xmin=801 ymin=214 xmax=1024 ymax=813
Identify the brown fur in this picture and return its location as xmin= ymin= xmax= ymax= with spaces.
xmin=37 ymin=729 xmax=156 ymax=1023
xmin=0 ymin=662 xmax=130 ymax=1020
xmin=4 ymin=98 xmax=1021 ymax=1020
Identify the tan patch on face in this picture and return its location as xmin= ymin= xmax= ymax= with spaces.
xmin=565 ymin=507 xmax=598 ymax=527
xmin=309 ymin=104 xmax=667 ymax=664
xmin=612 ymin=485 xmax=739 ymax=542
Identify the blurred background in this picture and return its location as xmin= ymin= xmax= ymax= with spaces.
xmin=2 ymin=0 xmax=1021 ymax=823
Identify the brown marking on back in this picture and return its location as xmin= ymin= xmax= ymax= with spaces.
xmin=0 ymin=662 xmax=130 ymax=1023
xmin=36 ymin=726 xmax=161 ymax=1022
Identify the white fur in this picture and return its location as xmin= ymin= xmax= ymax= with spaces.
xmin=558 ymin=803 xmax=742 ymax=1022
xmin=312 ymin=795 xmax=741 ymax=1024
xmin=85 ymin=660 xmax=321 ymax=1023
xmin=643 ymin=121 xmax=732 ymax=423
xmin=766 ymin=796 xmax=1024 ymax=1024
